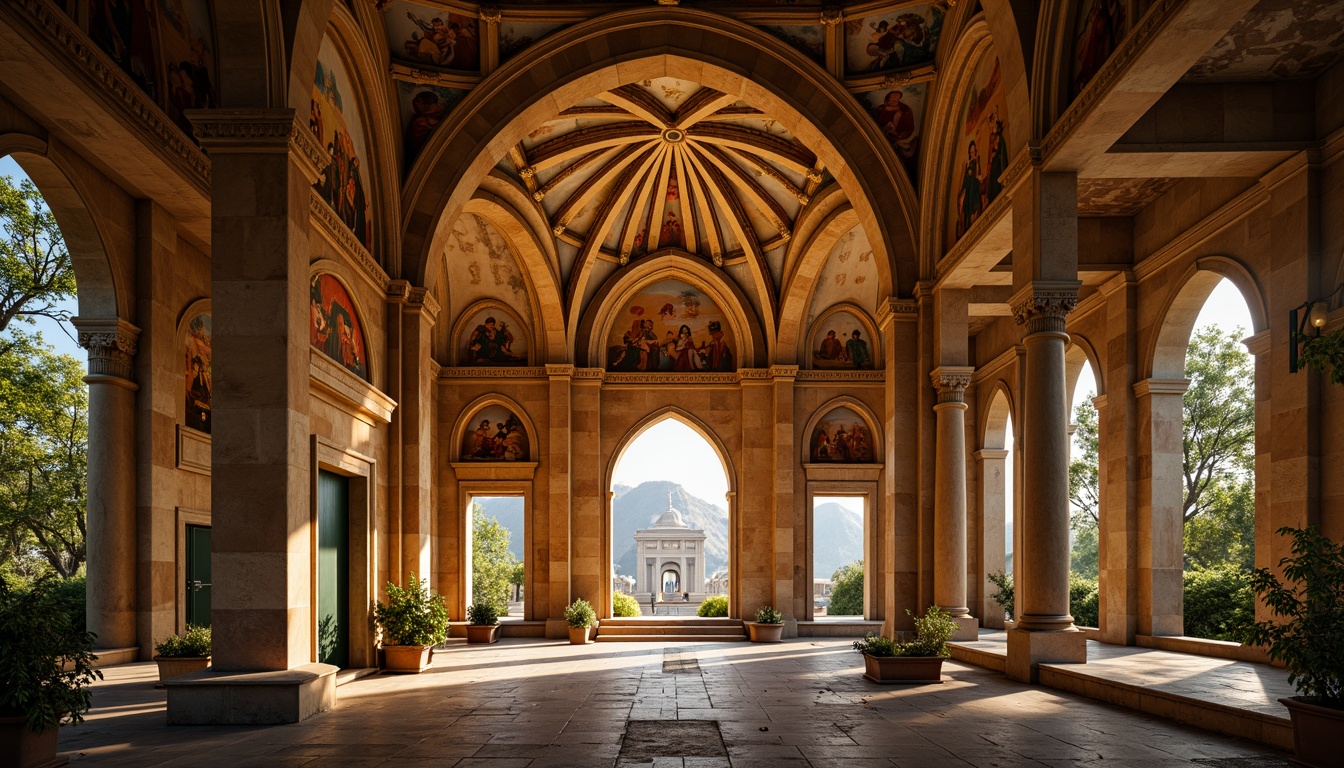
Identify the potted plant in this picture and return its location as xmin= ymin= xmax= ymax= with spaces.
xmin=853 ymin=605 xmax=957 ymax=684
xmin=1246 ymin=526 xmax=1344 ymax=768
xmin=153 ymin=625 xmax=211 ymax=683
xmin=373 ymin=573 xmax=448 ymax=673
xmin=565 ymin=598 xmax=596 ymax=644
xmin=748 ymin=606 xmax=784 ymax=642
xmin=466 ymin=602 xmax=501 ymax=644
xmin=0 ymin=578 xmax=101 ymax=768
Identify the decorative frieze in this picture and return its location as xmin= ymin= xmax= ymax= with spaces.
xmin=439 ymin=367 xmax=549 ymax=379
xmin=1010 ymin=281 xmax=1080 ymax=335
xmin=796 ymin=370 xmax=886 ymax=382
xmin=309 ymin=190 xmax=389 ymax=290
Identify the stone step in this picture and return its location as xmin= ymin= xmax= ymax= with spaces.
xmin=594 ymin=634 xmax=748 ymax=643
xmin=599 ymin=617 xmax=743 ymax=627
xmin=598 ymin=624 xmax=745 ymax=636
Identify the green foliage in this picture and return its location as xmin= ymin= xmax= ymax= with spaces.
xmin=1069 ymin=573 xmax=1099 ymax=629
xmin=1296 ymin=328 xmax=1344 ymax=385
xmin=1184 ymin=473 xmax=1255 ymax=573
xmin=564 ymin=598 xmax=595 ymax=628
xmin=611 ymin=591 xmax=640 ymax=618
xmin=0 ymin=174 xmax=76 ymax=343
xmin=1183 ymin=564 xmax=1255 ymax=642
xmin=852 ymin=606 xmax=957 ymax=658
xmin=472 ymin=504 xmax=518 ymax=615
xmin=1182 ymin=326 xmax=1255 ymax=524
xmin=467 ymin=601 xmax=499 ymax=626
xmin=154 ymin=625 xmax=212 ymax=658
xmin=45 ymin=576 xmax=85 ymax=633
xmin=374 ymin=573 xmax=448 ymax=646
xmin=0 ymin=332 xmax=88 ymax=580
xmin=697 ymin=594 xmax=728 ymax=617
xmin=852 ymin=633 xmax=898 ymax=657
xmin=828 ymin=560 xmax=864 ymax=616
xmin=987 ymin=570 xmax=1013 ymax=621
xmin=1246 ymin=526 xmax=1344 ymax=706
xmin=1068 ymin=394 xmax=1101 ymax=579
xmin=0 ymin=577 xmax=101 ymax=732
xmin=754 ymin=606 xmax=782 ymax=624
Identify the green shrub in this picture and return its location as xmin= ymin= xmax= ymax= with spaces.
xmin=154 ymin=625 xmax=211 ymax=658
xmin=612 ymin=591 xmax=640 ymax=617
xmin=47 ymin=577 xmax=86 ymax=633
xmin=987 ymin=570 xmax=1013 ymax=620
xmin=1069 ymin=573 xmax=1099 ymax=629
xmin=852 ymin=606 xmax=957 ymax=658
xmin=829 ymin=561 xmax=864 ymax=616
xmin=374 ymin=573 xmax=448 ymax=646
xmin=754 ymin=606 xmax=782 ymax=624
xmin=1184 ymin=564 xmax=1255 ymax=642
xmin=852 ymin=633 xmax=898 ymax=657
xmin=564 ymin=598 xmax=596 ymax=628
xmin=0 ymin=578 xmax=101 ymax=732
xmin=467 ymin=601 xmax=500 ymax=626
xmin=697 ymin=594 xmax=729 ymax=617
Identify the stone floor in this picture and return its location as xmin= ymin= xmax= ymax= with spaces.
xmin=59 ymin=638 xmax=1291 ymax=768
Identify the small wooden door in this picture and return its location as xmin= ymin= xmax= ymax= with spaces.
xmin=317 ymin=471 xmax=349 ymax=668
xmin=185 ymin=524 xmax=211 ymax=628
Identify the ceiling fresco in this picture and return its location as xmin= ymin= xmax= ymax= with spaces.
xmin=1182 ymin=0 xmax=1344 ymax=82
xmin=1076 ymin=177 xmax=1179 ymax=216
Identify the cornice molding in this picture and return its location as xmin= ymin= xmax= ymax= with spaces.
xmin=308 ymin=190 xmax=389 ymax=291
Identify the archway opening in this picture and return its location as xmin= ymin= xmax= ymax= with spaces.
xmin=981 ymin=388 xmax=1014 ymax=628
xmin=1067 ymin=355 xmax=1100 ymax=630
xmin=610 ymin=416 xmax=730 ymax=616
xmin=812 ymin=495 xmax=865 ymax=619
xmin=469 ymin=495 xmax=525 ymax=621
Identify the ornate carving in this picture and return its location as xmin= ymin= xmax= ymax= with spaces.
xmin=309 ymin=191 xmax=389 ymax=290
xmin=770 ymin=365 xmax=800 ymax=379
xmin=7 ymin=0 xmax=209 ymax=192
xmin=796 ymin=370 xmax=886 ymax=382
xmin=78 ymin=325 xmax=140 ymax=381
xmin=553 ymin=224 xmax=567 ymax=237
xmin=931 ymin=366 xmax=974 ymax=404
xmin=604 ymin=372 xmax=739 ymax=384
xmin=656 ymin=0 xmax=680 ymax=5
xmin=478 ymin=5 xmax=501 ymax=23
xmin=572 ymin=368 xmax=605 ymax=380
xmin=519 ymin=166 xmax=537 ymax=180
xmin=820 ymin=6 xmax=845 ymax=26
xmin=880 ymin=71 xmax=913 ymax=88
xmin=545 ymin=364 xmax=576 ymax=378
xmin=439 ymin=367 xmax=549 ymax=379
xmin=1010 ymin=282 xmax=1080 ymax=334
xmin=737 ymin=369 xmax=771 ymax=380
xmin=190 ymin=110 xmax=330 ymax=183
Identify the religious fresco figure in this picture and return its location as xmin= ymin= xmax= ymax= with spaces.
xmin=403 ymin=9 xmax=479 ymax=71
xmin=465 ymin=316 xmax=524 ymax=365
xmin=184 ymin=313 xmax=211 ymax=434
xmin=956 ymin=141 xmax=983 ymax=238
xmin=1075 ymin=0 xmax=1126 ymax=94
xmin=810 ymin=408 xmax=875 ymax=463
xmin=845 ymin=330 xmax=872 ymax=370
xmin=606 ymin=281 xmax=737 ymax=373
xmin=309 ymin=274 xmax=369 ymax=380
xmin=461 ymin=408 xmax=529 ymax=461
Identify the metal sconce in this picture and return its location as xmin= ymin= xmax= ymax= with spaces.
xmin=1290 ymin=284 xmax=1343 ymax=373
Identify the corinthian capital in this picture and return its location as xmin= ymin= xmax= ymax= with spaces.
xmin=931 ymin=366 xmax=974 ymax=404
xmin=75 ymin=318 xmax=141 ymax=381
xmin=1010 ymin=281 xmax=1081 ymax=335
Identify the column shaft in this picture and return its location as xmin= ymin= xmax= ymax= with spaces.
xmin=931 ymin=367 xmax=973 ymax=617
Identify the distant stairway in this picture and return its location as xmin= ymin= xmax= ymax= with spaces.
xmin=595 ymin=617 xmax=747 ymax=643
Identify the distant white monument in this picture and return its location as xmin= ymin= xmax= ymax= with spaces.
xmin=633 ymin=497 xmax=707 ymax=602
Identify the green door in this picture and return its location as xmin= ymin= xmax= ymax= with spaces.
xmin=317 ymin=470 xmax=349 ymax=667
xmin=185 ymin=524 xmax=211 ymax=628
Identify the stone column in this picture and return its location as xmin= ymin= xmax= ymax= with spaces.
xmin=1134 ymin=377 xmax=1189 ymax=636
xmin=77 ymin=319 xmax=140 ymax=650
xmin=931 ymin=366 xmax=976 ymax=639
xmin=772 ymin=365 xmax=800 ymax=637
xmin=1097 ymin=274 xmax=1140 ymax=645
xmin=975 ymin=448 xmax=1009 ymax=628
xmin=400 ymin=286 xmax=439 ymax=585
xmin=879 ymin=298 xmax=920 ymax=635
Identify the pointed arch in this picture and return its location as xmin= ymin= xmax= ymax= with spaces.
xmin=777 ymin=199 xmax=860 ymax=363
xmin=802 ymin=303 xmax=882 ymax=371
xmin=982 ymin=380 xmax=1016 ymax=451
xmin=1066 ymin=332 xmax=1106 ymax=410
xmin=606 ymin=407 xmax=736 ymax=497
xmin=801 ymin=397 xmax=885 ymax=465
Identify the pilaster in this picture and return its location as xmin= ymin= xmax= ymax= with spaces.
xmin=879 ymin=297 xmax=919 ymax=633
xmin=1133 ymin=377 xmax=1190 ymax=637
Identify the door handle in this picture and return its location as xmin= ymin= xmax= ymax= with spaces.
xmin=189 ymin=580 xmax=212 ymax=592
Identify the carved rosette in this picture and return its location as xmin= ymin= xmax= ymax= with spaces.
xmin=79 ymin=329 xmax=139 ymax=380
xmin=1010 ymin=283 xmax=1080 ymax=335
xmin=930 ymin=366 xmax=973 ymax=405
xmin=478 ymin=5 xmax=501 ymax=23
xmin=820 ymin=7 xmax=845 ymax=26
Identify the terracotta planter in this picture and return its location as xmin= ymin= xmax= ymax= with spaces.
xmin=0 ymin=715 xmax=66 ymax=768
xmin=862 ymin=654 xmax=946 ymax=684
xmin=153 ymin=655 xmax=211 ymax=682
xmin=383 ymin=644 xmax=433 ymax=673
xmin=1280 ymin=696 xmax=1344 ymax=768
xmin=466 ymin=624 xmax=501 ymax=644
xmin=568 ymin=625 xmax=592 ymax=644
xmin=747 ymin=622 xmax=784 ymax=643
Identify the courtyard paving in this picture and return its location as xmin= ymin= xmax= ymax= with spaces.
xmin=58 ymin=638 xmax=1290 ymax=768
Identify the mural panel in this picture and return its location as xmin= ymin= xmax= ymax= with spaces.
xmin=311 ymin=38 xmax=374 ymax=251
xmin=946 ymin=56 xmax=1008 ymax=245
xmin=384 ymin=0 xmax=480 ymax=72
xmin=87 ymin=0 xmax=161 ymax=100
xmin=461 ymin=405 xmax=529 ymax=461
xmin=844 ymin=4 xmax=944 ymax=74
xmin=858 ymin=82 xmax=926 ymax=185
xmin=461 ymin=307 xmax=527 ymax=365
xmin=1073 ymin=0 xmax=1128 ymax=95
xmin=309 ymin=273 xmax=369 ymax=381
xmin=159 ymin=0 xmax=218 ymax=133
xmin=184 ymin=313 xmax=211 ymax=433
xmin=761 ymin=25 xmax=826 ymax=65
xmin=397 ymin=81 xmax=469 ymax=165
xmin=810 ymin=311 xmax=874 ymax=370
xmin=808 ymin=225 xmax=879 ymax=323
xmin=606 ymin=280 xmax=736 ymax=372
xmin=500 ymin=20 xmax=566 ymax=63
xmin=810 ymin=407 xmax=875 ymax=463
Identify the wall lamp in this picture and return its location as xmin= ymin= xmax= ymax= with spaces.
xmin=1290 ymin=283 xmax=1344 ymax=374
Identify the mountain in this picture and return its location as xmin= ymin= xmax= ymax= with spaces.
xmin=812 ymin=502 xmax=864 ymax=580
xmin=613 ymin=480 xmax=728 ymax=578
xmin=613 ymin=483 xmax=633 ymax=499
xmin=473 ymin=496 xmax=525 ymax=560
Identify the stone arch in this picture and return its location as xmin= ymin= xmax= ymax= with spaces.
xmin=450 ymin=393 xmax=540 ymax=464
xmin=777 ymin=196 xmax=859 ymax=362
xmin=800 ymin=396 xmax=884 ymax=465
xmin=575 ymin=254 xmax=766 ymax=370
xmin=1147 ymin=256 xmax=1267 ymax=380
xmin=1065 ymin=332 xmax=1106 ymax=409
xmin=308 ymin=260 xmax=378 ymax=386
xmin=212 ymin=0 xmax=336 ymax=109
xmin=1 ymin=136 xmax=122 ymax=322
xmin=981 ymin=380 xmax=1016 ymax=451
xmin=448 ymin=298 xmax=534 ymax=367
xmin=401 ymin=7 xmax=919 ymax=309
xmin=801 ymin=303 xmax=882 ymax=370
xmin=606 ymin=406 xmax=737 ymax=499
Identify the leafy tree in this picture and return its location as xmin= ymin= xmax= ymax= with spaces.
xmin=829 ymin=560 xmax=863 ymax=616
xmin=0 ymin=174 xmax=76 ymax=352
xmin=1068 ymin=394 xmax=1100 ymax=579
xmin=1182 ymin=326 xmax=1254 ymax=524
xmin=471 ymin=504 xmax=518 ymax=614
xmin=0 ymin=332 xmax=87 ymax=579
xmin=1183 ymin=474 xmax=1255 ymax=573
xmin=987 ymin=570 xmax=1013 ymax=620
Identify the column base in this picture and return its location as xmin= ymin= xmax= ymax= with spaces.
xmin=546 ymin=619 xmax=570 ymax=639
xmin=1005 ymin=628 xmax=1086 ymax=683
xmin=951 ymin=616 xmax=980 ymax=642
xmin=164 ymin=663 xmax=337 ymax=725
xmin=782 ymin=617 xmax=798 ymax=639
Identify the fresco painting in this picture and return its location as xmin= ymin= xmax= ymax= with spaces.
xmin=811 ymin=312 xmax=874 ymax=370
xmin=500 ymin=21 xmax=566 ymax=62
xmin=309 ymin=273 xmax=369 ymax=381
xmin=184 ymin=313 xmax=211 ymax=434
xmin=461 ymin=405 xmax=529 ymax=461
xmin=88 ymin=0 xmax=161 ymax=100
xmin=462 ymin=307 xmax=527 ymax=366
xmin=158 ymin=0 xmax=217 ymax=133
xmin=947 ymin=56 xmax=1009 ymax=245
xmin=761 ymin=25 xmax=826 ymax=65
xmin=1074 ymin=0 xmax=1128 ymax=94
xmin=844 ymin=4 xmax=944 ymax=74
xmin=311 ymin=38 xmax=374 ymax=251
xmin=859 ymin=83 xmax=926 ymax=185
xmin=398 ymin=82 xmax=469 ymax=165
xmin=810 ymin=407 xmax=875 ymax=463
xmin=384 ymin=0 xmax=480 ymax=72
xmin=606 ymin=280 xmax=736 ymax=372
